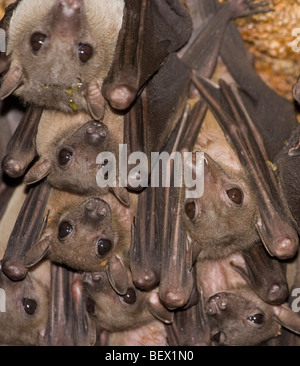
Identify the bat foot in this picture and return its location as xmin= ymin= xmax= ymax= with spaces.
xmin=266 ymin=282 xmax=289 ymax=305
xmin=133 ymin=269 xmax=158 ymax=291
xmin=229 ymin=0 xmax=273 ymax=19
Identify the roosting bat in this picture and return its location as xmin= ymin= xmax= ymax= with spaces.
xmin=82 ymin=268 xmax=173 ymax=334
xmin=0 ymin=0 xmax=192 ymax=116
xmin=23 ymin=109 xmax=130 ymax=206
xmin=0 ymin=259 xmax=51 ymax=345
xmin=129 ymin=0 xmax=275 ymax=305
xmin=197 ymin=250 xmax=300 ymax=346
xmin=24 ymin=189 xmax=138 ymax=295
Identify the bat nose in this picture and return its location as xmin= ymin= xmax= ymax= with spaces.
xmin=85 ymin=121 xmax=107 ymax=145
xmin=206 ymin=293 xmax=228 ymax=315
xmin=84 ymin=198 xmax=108 ymax=220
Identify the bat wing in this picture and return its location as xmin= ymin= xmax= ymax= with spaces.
xmin=230 ymin=241 xmax=288 ymax=305
xmin=2 ymin=179 xmax=50 ymax=281
xmin=102 ymin=0 xmax=192 ymax=111
xmin=2 ymin=105 xmax=42 ymax=178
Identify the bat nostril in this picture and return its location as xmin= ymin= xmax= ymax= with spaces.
xmin=85 ymin=121 xmax=107 ymax=145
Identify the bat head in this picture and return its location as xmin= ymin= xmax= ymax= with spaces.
xmin=183 ymin=153 xmax=258 ymax=259
xmin=0 ymin=260 xmax=50 ymax=345
xmin=24 ymin=196 xmax=118 ymax=271
xmin=83 ymin=269 xmax=173 ymax=333
xmin=1 ymin=0 xmax=124 ymax=118
xmin=24 ymin=118 xmax=129 ymax=205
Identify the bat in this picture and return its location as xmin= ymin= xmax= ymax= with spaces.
xmin=23 ymin=109 xmax=130 ymax=206
xmin=0 ymin=0 xmax=192 ymax=117
xmin=191 ymin=76 xmax=299 ymax=260
xmin=129 ymin=0 xmax=274 ymax=305
xmin=24 ymin=189 xmax=138 ymax=296
xmin=197 ymin=253 xmax=300 ymax=346
xmin=82 ymin=267 xmax=173 ymax=334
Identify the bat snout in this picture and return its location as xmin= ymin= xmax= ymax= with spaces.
xmin=85 ymin=121 xmax=107 ymax=146
xmin=206 ymin=293 xmax=228 ymax=315
xmin=84 ymin=198 xmax=108 ymax=221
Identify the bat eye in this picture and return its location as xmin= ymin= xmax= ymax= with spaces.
xmin=247 ymin=313 xmax=264 ymax=325
xmin=97 ymin=239 xmax=112 ymax=256
xmin=120 ymin=288 xmax=137 ymax=305
xmin=58 ymin=148 xmax=73 ymax=166
xmin=22 ymin=297 xmax=37 ymax=315
xmin=58 ymin=221 xmax=73 ymax=240
xmin=185 ymin=201 xmax=197 ymax=220
xmin=78 ymin=43 xmax=93 ymax=63
xmin=30 ymin=32 xmax=46 ymax=52
xmin=226 ymin=188 xmax=243 ymax=205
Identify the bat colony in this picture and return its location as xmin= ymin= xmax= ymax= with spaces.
xmin=0 ymin=0 xmax=299 ymax=346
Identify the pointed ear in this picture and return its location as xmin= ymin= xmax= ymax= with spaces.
xmin=24 ymin=235 xmax=52 ymax=268
xmin=0 ymin=65 xmax=24 ymax=99
xmin=24 ymin=158 xmax=51 ymax=185
xmin=109 ymin=186 xmax=130 ymax=207
xmin=147 ymin=292 xmax=174 ymax=324
xmin=106 ymin=255 xmax=128 ymax=295
xmin=273 ymin=304 xmax=300 ymax=335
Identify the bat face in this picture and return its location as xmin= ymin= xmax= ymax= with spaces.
xmin=183 ymin=154 xmax=258 ymax=260
xmin=49 ymin=196 xmax=115 ymax=272
xmin=26 ymin=119 xmax=113 ymax=194
xmin=83 ymin=271 xmax=155 ymax=333
xmin=206 ymin=288 xmax=281 ymax=346
xmin=3 ymin=0 xmax=124 ymax=115
xmin=0 ymin=261 xmax=50 ymax=345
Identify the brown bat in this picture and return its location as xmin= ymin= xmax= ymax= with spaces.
xmin=24 ymin=189 xmax=138 ymax=295
xmin=0 ymin=0 xmax=192 ymax=116
xmin=23 ymin=109 xmax=130 ymax=206
xmin=82 ymin=268 xmax=173 ymax=334
xmin=0 ymin=259 xmax=51 ymax=345
xmin=197 ymin=250 xmax=300 ymax=346
xmin=129 ymin=0 xmax=275 ymax=306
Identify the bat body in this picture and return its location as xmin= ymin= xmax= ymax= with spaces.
xmin=24 ymin=189 xmax=138 ymax=296
xmin=196 ymin=251 xmax=300 ymax=346
xmin=2 ymin=0 xmax=124 ymax=118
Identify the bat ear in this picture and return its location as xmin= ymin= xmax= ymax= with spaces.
xmin=106 ymin=255 xmax=128 ymax=295
xmin=24 ymin=234 xmax=52 ymax=268
xmin=85 ymin=81 xmax=106 ymax=121
xmin=109 ymin=185 xmax=130 ymax=207
xmin=273 ymin=304 xmax=300 ymax=335
xmin=0 ymin=65 xmax=24 ymax=100
xmin=24 ymin=158 xmax=51 ymax=185
xmin=147 ymin=292 xmax=174 ymax=324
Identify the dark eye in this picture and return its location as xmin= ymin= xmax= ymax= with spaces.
xmin=58 ymin=221 xmax=73 ymax=239
xmin=22 ymin=297 xmax=37 ymax=315
xmin=97 ymin=239 xmax=112 ymax=256
xmin=120 ymin=288 xmax=137 ymax=305
xmin=58 ymin=148 xmax=73 ymax=166
xmin=226 ymin=188 xmax=243 ymax=205
xmin=247 ymin=313 xmax=264 ymax=325
xmin=185 ymin=201 xmax=197 ymax=220
xmin=30 ymin=32 xmax=46 ymax=52
xmin=78 ymin=43 xmax=93 ymax=62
